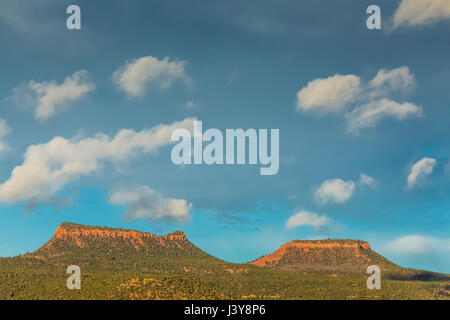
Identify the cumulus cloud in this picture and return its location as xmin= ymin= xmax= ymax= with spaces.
xmin=0 ymin=118 xmax=195 ymax=205
xmin=296 ymin=74 xmax=361 ymax=113
xmin=286 ymin=210 xmax=329 ymax=230
xmin=386 ymin=235 xmax=450 ymax=255
xmin=113 ymin=56 xmax=191 ymax=97
xmin=108 ymin=185 xmax=191 ymax=223
xmin=296 ymin=67 xmax=422 ymax=133
xmin=315 ymin=179 xmax=355 ymax=204
xmin=13 ymin=70 xmax=94 ymax=121
xmin=359 ymin=173 xmax=377 ymax=189
xmin=407 ymin=157 xmax=437 ymax=189
xmin=393 ymin=0 xmax=450 ymax=29
xmin=346 ymin=99 xmax=422 ymax=133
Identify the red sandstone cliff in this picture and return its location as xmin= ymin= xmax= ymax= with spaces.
xmin=249 ymin=239 xmax=394 ymax=271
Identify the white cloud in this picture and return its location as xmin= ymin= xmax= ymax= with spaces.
xmin=359 ymin=173 xmax=377 ymax=189
xmin=108 ymin=185 xmax=191 ymax=223
xmin=370 ymin=66 xmax=415 ymax=94
xmin=0 ymin=118 xmax=195 ymax=205
xmin=286 ymin=210 xmax=329 ymax=230
xmin=346 ymin=99 xmax=422 ymax=133
xmin=386 ymin=235 xmax=450 ymax=255
xmin=0 ymin=118 xmax=11 ymax=153
xmin=393 ymin=0 xmax=450 ymax=29
xmin=314 ymin=174 xmax=376 ymax=205
xmin=297 ymin=67 xmax=422 ymax=133
xmin=14 ymin=70 xmax=94 ymax=121
xmin=296 ymin=74 xmax=361 ymax=113
xmin=315 ymin=179 xmax=355 ymax=204
xmin=407 ymin=157 xmax=437 ymax=189
xmin=113 ymin=56 xmax=191 ymax=97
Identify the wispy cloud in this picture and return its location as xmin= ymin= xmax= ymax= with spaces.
xmin=108 ymin=185 xmax=191 ymax=223
xmin=385 ymin=235 xmax=450 ymax=256
xmin=359 ymin=173 xmax=377 ymax=189
xmin=407 ymin=157 xmax=437 ymax=189
xmin=346 ymin=99 xmax=422 ymax=134
xmin=0 ymin=0 xmax=57 ymax=34
xmin=181 ymin=101 xmax=199 ymax=110
xmin=393 ymin=0 xmax=450 ymax=29
xmin=0 ymin=118 xmax=11 ymax=153
xmin=227 ymin=69 xmax=246 ymax=86
xmin=369 ymin=66 xmax=415 ymax=94
xmin=13 ymin=70 xmax=95 ymax=121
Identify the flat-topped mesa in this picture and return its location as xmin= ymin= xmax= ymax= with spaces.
xmin=52 ymin=222 xmax=187 ymax=248
xmin=163 ymin=231 xmax=188 ymax=241
xmin=285 ymin=239 xmax=370 ymax=250
xmin=250 ymin=239 xmax=372 ymax=267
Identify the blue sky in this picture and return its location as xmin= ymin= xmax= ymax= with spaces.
xmin=0 ymin=0 xmax=449 ymax=273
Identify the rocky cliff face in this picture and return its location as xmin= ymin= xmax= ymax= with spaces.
xmin=34 ymin=222 xmax=196 ymax=257
xmin=25 ymin=222 xmax=226 ymax=275
xmin=250 ymin=239 xmax=394 ymax=271
xmin=52 ymin=223 xmax=187 ymax=249
xmin=32 ymin=223 xmax=397 ymax=274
